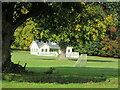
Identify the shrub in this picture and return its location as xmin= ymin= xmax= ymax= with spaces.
xmin=74 ymin=41 xmax=102 ymax=56
xmin=74 ymin=36 xmax=120 ymax=58
xmin=99 ymin=36 xmax=120 ymax=58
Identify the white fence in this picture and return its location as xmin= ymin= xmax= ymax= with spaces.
xmin=31 ymin=51 xmax=79 ymax=58
xmin=37 ymin=52 xmax=58 ymax=56
xmin=66 ymin=52 xmax=79 ymax=58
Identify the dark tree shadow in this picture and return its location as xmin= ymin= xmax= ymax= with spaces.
xmin=29 ymin=58 xmax=116 ymax=62
xmin=20 ymin=67 xmax=118 ymax=83
xmin=3 ymin=66 xmax=118 ymax=84
xmin=70 ymin=59 xmax=115 ymax=62
xmin=31 ymin=57 xmax=57 ymax=60
xmin=39 ymin=58 xmax=57 ymax=60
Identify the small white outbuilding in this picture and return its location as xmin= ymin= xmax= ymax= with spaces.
xmin=29 ymin=40 xmax=79 ymax=58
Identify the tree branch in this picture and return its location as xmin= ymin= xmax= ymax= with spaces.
xmin=12 ymin=2 xmax=51 ymax=31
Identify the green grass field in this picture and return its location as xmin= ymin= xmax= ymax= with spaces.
xmin=2 ymin=51 xmax=119 ymax=88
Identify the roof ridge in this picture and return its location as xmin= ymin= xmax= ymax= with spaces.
xmin=34 ymin=40 xmax=59 ymax=48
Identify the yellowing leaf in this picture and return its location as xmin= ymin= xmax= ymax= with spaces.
xmin=81 ymin=2 xmax=85 ymax=5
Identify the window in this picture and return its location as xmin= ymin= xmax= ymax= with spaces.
xmin=56 ymin=49 xmax=58 ymax=52
xmin=35 ymin=48 xmax=38 ymax=52
xmin=42 ymin=49 xmax=44 ymax=52
xmin=68 ymin=49 xmax=70 ymax=52
xmin=45 ymin=49 xmax=47 ymax=52
xmin=35 ymin=49 xmax=36 ymax=52
xmin=50 ymin=49 xmax=53 ymax=52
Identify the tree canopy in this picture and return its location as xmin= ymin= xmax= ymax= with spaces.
xmin=34 ymin=2 xmax=109 ymax=45
xmin=12 ymin=2 xmax=116 ymax=47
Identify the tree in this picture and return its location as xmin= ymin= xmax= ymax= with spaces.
xmin=74 ymin=2 xmax=120 ymax=57
xmin=33 ymin=2 xmax=109 ymax=60
xmin=99 ymin=2 xmax=120 ymax=57
xmin=2 ymin=2 xmax=52 ymax=73
xmin=11 ymin=2 xmax=112 ymax=60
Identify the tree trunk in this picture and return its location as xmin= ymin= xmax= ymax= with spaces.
xmin=58 ymin=42 xmax=68 ymax=60
xmin=2 ymin=21 xmax=28 ymax=73
xmin=2 ymin=9 xmax=14 ymax=65
xmin=2 ymin=24 xmax=12 ymax=64
xmin=2 ymin=10 xmax=18 ymax=73
xmin=2 ymin=5 xmax=26 ymax=73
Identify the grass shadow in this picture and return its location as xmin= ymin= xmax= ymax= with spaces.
xmin=30 ymin=56 xmax=57 ymax=61
xmin=27 ymin=67 xmax=118 ymax=77
xmin=40 ymin=58 xmax=57 ymax=60
xmin=31 ymin=58 xmax=57 ymax=60
xmin=70 ymin=59 xmax=114 ymax=62
xmin=3 ymin=67 xmax=118 ymax=84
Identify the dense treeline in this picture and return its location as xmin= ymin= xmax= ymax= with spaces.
xmin=75 ymin=38 xmax=120 ymax=58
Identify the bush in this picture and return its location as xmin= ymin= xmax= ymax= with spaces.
xmin=74 ymin=36 xmax=120 ymax=58
xmin=74 ymin=41 xmax=102 ymax=56
xmin=99 ymin=37 xmax=120 ymax=58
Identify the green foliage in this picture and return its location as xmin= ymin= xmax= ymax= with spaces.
xmin=73 ymin=2 xmax=120 ymax=57
xmin=74 ymin=41 xmax=102 ymax=56
xmin=99 ymin=36 xmax=120 ymax=57
xmin=74 ymin=37 xmax=120 ymax=58
xmin=11 ymin=18 xmax=38 ymax=49
xmin=34 ymin=2 xmax=110 ymax=46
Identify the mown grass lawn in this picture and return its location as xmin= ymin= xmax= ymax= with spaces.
xmin=2 ymin=50 xmax=119 ymax=88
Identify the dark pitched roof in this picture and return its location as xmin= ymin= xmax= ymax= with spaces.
xmin=35 ymin=40 xmax=60 ymax=48
xmin=47 ymin=42 xmax=59 ymax=48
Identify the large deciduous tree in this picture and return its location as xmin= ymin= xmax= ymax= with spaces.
xmin=33 ymin=2 xmax=110 ymax=60
xmin=2 ymin=2 xmax=51 ymax=72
